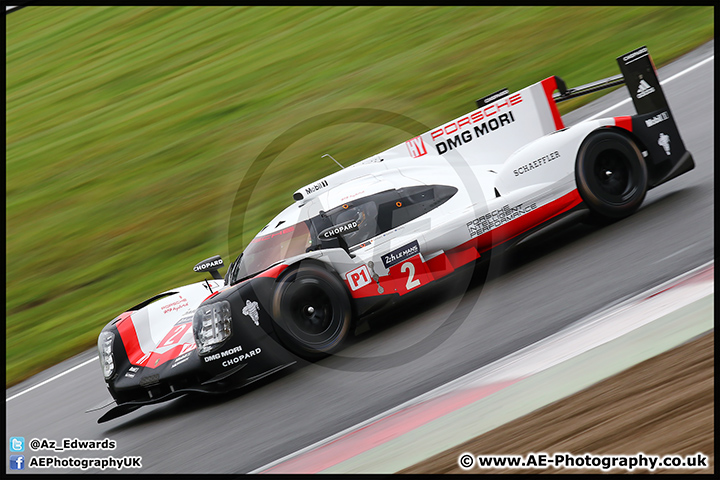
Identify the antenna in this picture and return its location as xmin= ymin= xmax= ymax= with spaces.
xmin=322 ymin=153 xmax=344 ymax=169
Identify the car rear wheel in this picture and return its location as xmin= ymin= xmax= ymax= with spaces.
xmin=575 ymin=130 xmax=648 ymax=222
xmin=271 ymin=262 xmax=353 ymax=359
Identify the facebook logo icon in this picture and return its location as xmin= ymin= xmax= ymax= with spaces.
xmin=10 ymin=455 xmax=25 ymax=470
xmin=10 ymin=437 xmax=25 ymax=452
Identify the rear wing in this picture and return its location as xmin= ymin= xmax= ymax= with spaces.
xmin=548 ymin=46 xmax=694 ymax=187
xmin=550 ymin=74 xmax=624 ymax=104
xmin=549 ymin=46 xmax=676 ymax=116
xmin=536 ymin=46 xmax=676 ymax=114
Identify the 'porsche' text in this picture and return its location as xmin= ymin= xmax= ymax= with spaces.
xmin=436 ymin=113 xmax=516 ymax=155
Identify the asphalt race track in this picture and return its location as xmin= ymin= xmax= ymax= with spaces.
xmin=5 ymin=41 xmax=714 ymax=474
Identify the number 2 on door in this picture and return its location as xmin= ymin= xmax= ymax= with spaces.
xmin=401 ymin=261 xmax=421 ymax=290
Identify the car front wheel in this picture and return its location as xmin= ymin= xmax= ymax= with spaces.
xmin=271 ymin=262 xmax=353 ymax=359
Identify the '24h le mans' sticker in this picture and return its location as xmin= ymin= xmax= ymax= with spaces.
xmin=381 ymin=240 xmax=420 ymax=269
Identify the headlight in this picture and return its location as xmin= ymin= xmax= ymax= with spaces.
xmin=97 ymin=331 xmax=115 ymax=379
xmin=193 ymin=301 xmax=233 ymax=354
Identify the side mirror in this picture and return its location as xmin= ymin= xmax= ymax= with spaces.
xmin=193 ymin=255 xmax=224 ymax=280
xmin=318 ymin=219 xmax=359 ymax=242
xmin=318 ymin=220 xmax=358 ymax=258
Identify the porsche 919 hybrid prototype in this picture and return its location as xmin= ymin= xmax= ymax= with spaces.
xmin=92 ymin=47 xmax=693 ymax=422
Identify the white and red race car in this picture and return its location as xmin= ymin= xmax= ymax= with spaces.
xmin=93 ymin=46 xmax=693 ymax=422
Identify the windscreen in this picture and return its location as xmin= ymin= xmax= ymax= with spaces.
xmin=236 ymin=222 xmax=312 ymax=278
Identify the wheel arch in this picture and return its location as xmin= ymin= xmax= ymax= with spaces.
xmin=605 ymin=125 xmax=652 ymax=165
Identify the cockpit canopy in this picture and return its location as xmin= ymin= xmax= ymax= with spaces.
xmin=226 ymin=184 xmax=457 ymax=284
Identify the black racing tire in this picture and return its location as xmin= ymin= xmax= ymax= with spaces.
xmin=575 ymin=130 xmax=648 ymax=222
xmin=271 ymin=262 xmax=353 ymax=359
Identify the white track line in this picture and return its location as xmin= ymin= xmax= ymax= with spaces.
xmin=6 ymin=356 xmax=98 ymax=402
xmin=586 ymin=54 xmax=714 ymax=120
xmin=5 ymin=51 xmax=714 ymax=405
